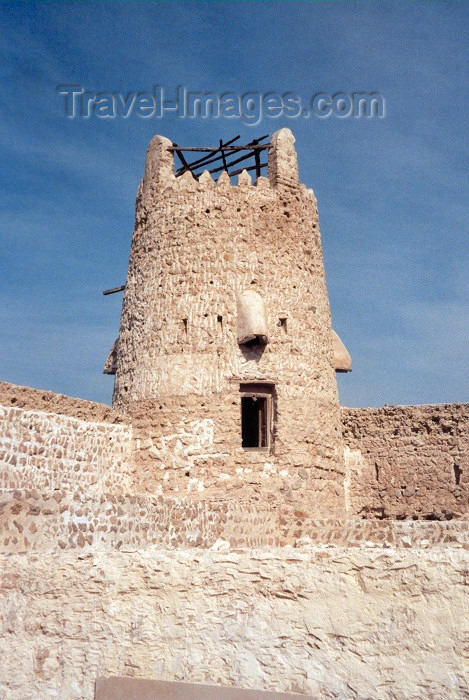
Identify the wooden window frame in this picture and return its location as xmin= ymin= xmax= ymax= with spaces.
xmin=240 ymin=383 xmax=275 ymax=452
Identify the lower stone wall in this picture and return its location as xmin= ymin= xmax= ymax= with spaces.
xmin=2 ymin=383 xmax=468 ymax=522
xmin=342 ymin=404 xmax=469 ymax=520
xmin=0 ymin=387 xmax=468 ymax=699
xmin=2 ymin=489 xmax=469 ymax=553
xmin=1 ymin=546 xmax=467 ymax=700
xmin=0 ymin=381 xmax=127 ymax=424
xmin=0 ymin=406 xmax=133 ymax=496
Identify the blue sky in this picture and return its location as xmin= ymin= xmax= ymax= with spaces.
xmin=0 ymin=1 xmax=468 ymax=407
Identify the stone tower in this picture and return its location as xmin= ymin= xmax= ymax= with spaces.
xmin=111 ymin=128 xmax=346 ymax=516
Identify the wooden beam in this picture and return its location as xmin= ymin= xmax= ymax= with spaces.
xmin=169 ymin=144 xmax=270 ymax=153
xmin=175 ymin=136 xmax=242 ymax=177
xmin=171 ymin=142 xmax=194 ymax=177
xmin=254 ymin=148 xmax=261 ymax=179
xmin=207 ymin=149 xmax=265 ymax=176
xmin=175 ymin=135 xmax=240 ymax=169
xmin=103 ymin=285 xmax=126 ymax=296
xmin=172 ymin=136 xmax=270 ymax=179
xmin=220 ymin=138 xmax=228 ymax=172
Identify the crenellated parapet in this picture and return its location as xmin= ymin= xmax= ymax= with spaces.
xmin=138 ymin=128 xmax=311 ymax=207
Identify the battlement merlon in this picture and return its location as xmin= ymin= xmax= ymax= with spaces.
xmin=267 ymin=128 xmax=299 ymax=189
xmin=142 ymin=134 xmax=176 ymax=199
xmin=141 ymin=128 xmax=305 ymax=200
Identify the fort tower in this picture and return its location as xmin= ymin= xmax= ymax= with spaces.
xmin=110 ymin=129 xmax=347 ymax=516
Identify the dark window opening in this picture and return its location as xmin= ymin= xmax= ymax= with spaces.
xmin=242 ymin=396 xmax=268 ymax=447
xmin=454 ymin=463 xmax=462 ymax=485
xmin=217 ymin=315 xmax=223 ymax=333
xmin=181 ymin=318 xmax=188 ymax=335
xmin=240 ymin=383 xmax=274 ymax=450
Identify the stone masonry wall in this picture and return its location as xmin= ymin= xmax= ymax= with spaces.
xmin=128 ymin=393 xmax=342 ymax=514
xmin=0 ymin=386 xmax=134 ymax=556
xmin=342 ymin=403 xmax=469 ymax=520
xmin=1 ymin=383 xmax=468 ymax=524
xmin=3 ymin=485 xmax=469 ymax=554
xmin=1 ymin=393 xmax=468 ymax=700
xmin=0 ymin=407 xmax=132 ymax=496
xmin=1 ymin=546 xmax=468 ymax=700
xmin=0 ymin=381 xmax=127 ymax=425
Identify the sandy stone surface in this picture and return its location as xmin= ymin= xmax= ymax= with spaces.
xmin=0 ymin=406 xmax=132 ymax=496
xmin=342 ymin=404 xmax=469 ymax=519
xmin=0 ymin=381 xmax=127 ymax=425
xmin=1 ymin=546 xmax=468 ymax=700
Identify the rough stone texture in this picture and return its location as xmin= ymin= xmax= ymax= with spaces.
xmin=2 ymin=487 xmax=469 ymax=554
xmin=0 ymin=406 xmax=132 ymax=495
xmin=128 ymin=394 xmax=344 ymax=514
xmin=1 ymin=547 xmax=468 ymax=700
xmin=112 ymin=129 xmax=345 ymax=517
xmin=342 ymin=404 xmax=469 ymax=520
xmin=0 ymin=381 xmax=127 ymax=424
xmin=268 ymin=128 xmax=299 ymax=190
xmin=2 ymin=395 xmax=468 ymax=524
